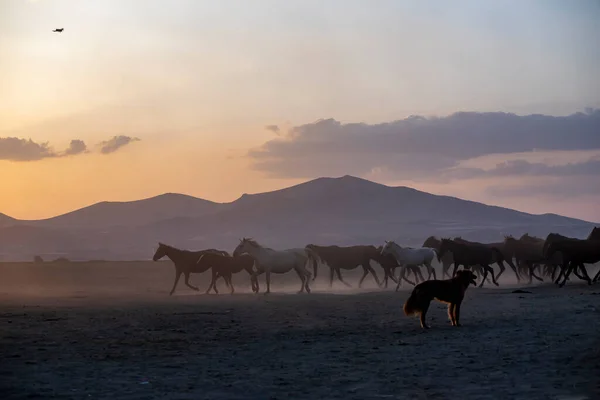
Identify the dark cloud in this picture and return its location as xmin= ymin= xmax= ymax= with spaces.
xmin=64 ymin=139 xmax=88 ymax=156
xmin=265 ymin=125 xmax=280 ymax=135
xmin=99 ymin=135 xmax=140 ymax=154
xmin=249 ymin=110 xmax=600 ymax=179
xmin=0 ymin=137 xmax=89 ymax=161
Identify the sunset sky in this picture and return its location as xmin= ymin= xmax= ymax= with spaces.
xmin=1 ymin=0 xmax=599 ymax=222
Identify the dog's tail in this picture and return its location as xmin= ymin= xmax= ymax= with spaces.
xmin=403 ymin=287 xmax=422 ymax=316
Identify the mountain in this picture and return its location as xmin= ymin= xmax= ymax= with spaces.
xmin=0 ymin=176 xmax=596 ymax=261
xmin=19 ymin=193 xmax=221 ymax=229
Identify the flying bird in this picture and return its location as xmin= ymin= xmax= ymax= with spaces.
xmin=52 ymin=28 xmax=64 ymax=33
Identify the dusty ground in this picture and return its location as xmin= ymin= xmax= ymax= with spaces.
xmin=1 ymin=261 xmax=599 ymax=400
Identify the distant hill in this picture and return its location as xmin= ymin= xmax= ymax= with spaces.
xmin=21 ymin=193 xmax=221 ymax=229
xmin=0 ymin=176 xmax=596 ymax=261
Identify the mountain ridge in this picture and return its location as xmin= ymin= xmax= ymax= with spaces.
xmin=0 ymin=175 xmax=596 ymax=261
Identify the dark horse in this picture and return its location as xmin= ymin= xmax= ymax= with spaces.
xmin=306 ymin=244 xmax=382 ymax=288
xmin=423 ymin=236 xmax=453 ymax=279
xmin=453 ymin=237 xmax=519 ymax=283
xmin=152 ymin=242 xmax=228 ymax=295
xmin=545 ymin=227 xmax=600 ymax=287
xmin=199 ymin=252 xmax=259 ymax=294
xmin=543 ymin=232 xmax=595 ymax=285
xmin=437 ymin=239 xmax=502 ymax=287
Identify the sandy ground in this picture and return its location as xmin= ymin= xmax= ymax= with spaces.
xmin=1 ymin=261 xmax=599 ymax=400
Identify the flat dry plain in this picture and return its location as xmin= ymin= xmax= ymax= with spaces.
xmin=1 ymin=260 xmax=599 ymax=400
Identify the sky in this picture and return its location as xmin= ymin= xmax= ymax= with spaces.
xmin=1 ymin=0 xmax=600 ymax=222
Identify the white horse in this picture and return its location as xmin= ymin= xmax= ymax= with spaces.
xmin=233 ymin=238 xmax=313 ymax=294
xmin=380 ymin=241 xmax=438 ymax=291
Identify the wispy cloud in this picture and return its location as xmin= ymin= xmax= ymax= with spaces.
xmin=98 ymin=135 xmax=140 ymax=154
xmin=265 ymin=125 xmax=281 ymax=135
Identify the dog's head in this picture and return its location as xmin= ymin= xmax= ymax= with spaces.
xmin=456 ymin=270 xmax=477 ymax=286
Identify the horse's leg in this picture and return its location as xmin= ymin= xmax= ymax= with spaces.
xmin=415 ymin=267 xmax=425 ymax=283
xmin=358 ymin=266 xmax=370 ymax=288
xmin=365 ymin=262 xmax=382 ymax=287
xmin=506 ymin=258 xmax=520 ymax=282
xmin=442 ymin=261 xmax=452 ymax=279
xmin=184 ymin=272 xmax=199 ymax=292
xmin=227 ymin=274 xmax=234 ymax=294
xmin=574 ymin=264 xmax=592 ymax=285
xmin=335 ymin=268 xmax=352 ymax=288
xmin=425 ymin=262 xmax=437 ymax=280
xmin=593 ymin=268 xmax=600 ymax=283
xmin=206 ymin=269 xmax=217 ymax=294
xmin=487 ymin=264 xmax=499 ymax=286
xmin=529 ymin=262 xmax=543 ymax=283
xmin=265 ymin=270 xmax=271 ymax=294
xmin=312 ymin=257 xmax=318 ymax=281
xmin=329 ymin=267 xmax=335 ymax=288
xmin=451 ymin=262 xmax=460 ymax=277
xmin=169 ymin=270 xmax=182 ymax=296
xmin=495 ymin=261 xmax=506 ymax=282
xmin=479 ymin=265 xmax=490 ymax=288
xmin=294 ymin=267 xmax=306 ymax=294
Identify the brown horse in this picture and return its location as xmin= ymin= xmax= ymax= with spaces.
xmin=423 ymin=236 xmax=453 ymax=279
xmin=547 ymin=227 xmax=600 ymax=287
xmin=543 ymin=233 xmax=594 ymax=285
xmin=437 ymin=239 xmax=501 ymax=287
xmin=306 ymin=244 xmax=382 ymax=288
xmin=503 ymin=236 xmax=547 ymax=284
xmin=454 ymin=237 xmax=519 ymax=282
xmin=152 ymin=242 xmax=228 ymax=295
xmin=199 ymin=252 xmax=259 ymax=294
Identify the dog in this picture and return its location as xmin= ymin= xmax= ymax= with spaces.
xmin=403 ymin=270 xmax=477 ymax=329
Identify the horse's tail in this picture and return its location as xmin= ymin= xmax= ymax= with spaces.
xmin=305 ymin=247 xmax=320 ymax=281
xmin=403 ymin=287 xmax=423 ymax=317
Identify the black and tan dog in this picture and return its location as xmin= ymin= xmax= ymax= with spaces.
xmin=403 ymin=270 xmax=477 ymax=329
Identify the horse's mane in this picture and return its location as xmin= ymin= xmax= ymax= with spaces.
xmin=242 ymin=238 xmax=261 ymax=248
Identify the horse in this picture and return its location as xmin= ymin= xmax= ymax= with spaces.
xmin=453 ymin=237 xmax=519 ymax=282
xmin=374 ymin=246 xmax=421 ymax=288
xmin=152 ymin=242 xmax=228 ymax=295
xmin=502 ymin=236 xmax=547 ymax=284
xmin=233 ymin=238 xmax=313 ymax=294
xmin=546 ymin=228 xmax=600 ymax=287
xmin=437 ymin=239 xmax=501 ymax=287
xmin=379 ymin=241 xmax=437 ymax=291
xmin=543 ymin=233 xmax=593 ymax=285
xmin=305 ymin=244 xmax=382 ymax=288
xmin=423 ymin=236 xmax=454 ymax=279
xmin=199 ymin=252 xmax=259 ymax=294
xmin=546 ymin=237 xmax=600 ymax=287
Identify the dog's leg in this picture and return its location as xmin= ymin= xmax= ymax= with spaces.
xmin=419 ymin=302 xmax=431 ymax=329
xmin=448 ymin=303 xmax=456 ymax=326
xmin=454 ymin=301 xmax=462 ymax=327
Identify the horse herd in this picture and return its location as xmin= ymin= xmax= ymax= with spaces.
xmin=152 ymin=227 xmax=600 ymax=295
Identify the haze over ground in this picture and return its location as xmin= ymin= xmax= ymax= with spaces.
xmin=1 ymin=1 xmax=599 ymax=223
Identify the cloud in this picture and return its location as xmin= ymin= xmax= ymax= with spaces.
xmin=63 ymin=139 xmax=88 ymax=156
xmin=0 ymin=137 xmax=84 ymax=161
xmin=265 ymin=125 xmax=280 ymax=135
xmin=440 ymin=156 xmax=600 ymax=182
xmin=486 ymin=176 xmax=600 ymax=199
xmin=249 ymin=110 xmax=600 ymax=180
xmin=99 ymin=135 xmax=140 ymax=154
